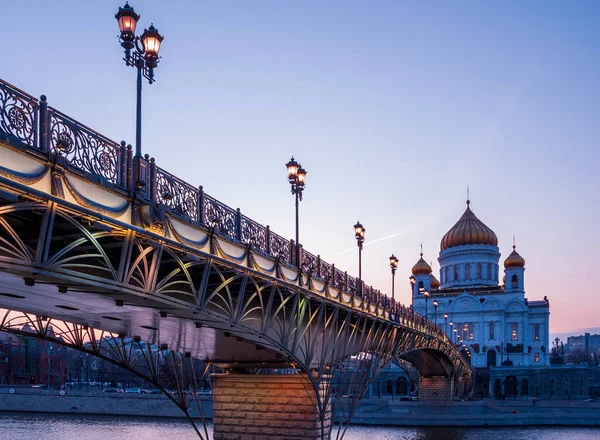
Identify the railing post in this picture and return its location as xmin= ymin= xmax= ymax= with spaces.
xmin=265 ymin=225 xmax=271 ymax=254
xmin=149 ymin=157 xmax=157 ymax=201
xmin=126 ymin=144 xmax=133 ymax=190
xmin=297 ymin=244 xmax=303 ymax=269
xmin=331 ymin=264 xmax=335 ymax=286
xmin=235 ymin=208 xmax=242 ymax=241
xmin=119 ymin=141 xmax=128 ymax=188
xmin=38 ymin=95 xmax=48 ymax=152
xmin=344 ymin=271 xmax=348 ymax=292
xmin=198 ymin=186 xmax=205 ymax=225
xmin=289 ymin=239 xmax=295 ymax=265
xmin=316 ymin=255 xmax=321 ymax=278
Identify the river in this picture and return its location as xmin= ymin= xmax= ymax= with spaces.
xmin=0 ymin=413 xmax=599 ymax=440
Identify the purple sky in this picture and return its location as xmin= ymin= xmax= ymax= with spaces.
xmin=1 ymin=1 xmax=598 ymax=335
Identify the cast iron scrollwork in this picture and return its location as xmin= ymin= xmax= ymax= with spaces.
xmin=0 ymin=80 xmax=38 ymax=147
xmin=302 ymin=251 xmax=317 ymax=275
xmin=48 ymin=108 xmax=119 ymax=184
xmin=155 ymin=167 xmax=199 ymax=222
xmin=204 ymin=195 xmax=236 ymax=237
xmin=240 ymin=215 xmax=268 ymax=253
xmin=269 ymin=232 xmax=291 ymax=264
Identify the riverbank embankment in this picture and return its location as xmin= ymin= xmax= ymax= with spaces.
xmin=1 ymin=387 xmax=599 ymax=427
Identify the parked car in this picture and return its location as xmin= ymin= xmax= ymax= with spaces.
xmin=125 ymin=388 xmax=141 ymax=393
xmin=149 ymin=389 xmax=163 ymax=394
xmin=103 ymin=387 xmax=119 ymax=393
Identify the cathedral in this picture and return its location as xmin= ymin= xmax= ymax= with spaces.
xmin=411 ymin=199 xmax=550 ymax=369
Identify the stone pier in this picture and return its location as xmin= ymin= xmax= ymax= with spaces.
xmin=419 ymin=376 xmax=454 ymax=400
xmin=211 ymin=373 xmax=331 ymax=440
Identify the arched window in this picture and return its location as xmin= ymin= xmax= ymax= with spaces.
xmin=521 ymin=378 xmax=529 ymax=396
xmin=386 ymin=379 xmax=393 ymax=395
xmin=418 ymin=281 xmax=424 ymax=290
xmin=477 ymin=263 xmax=482 ymax=279
xmin=564 ymin=378 xmax=570 ymax=396
xmin=534 ymin=379 xmax=539 ymax=396
xmin=511 ymin=274 xmax=518 ymax=289
xmin=534 ymin=352 xmax=540 ymax=363
xmin=465 ymin=264 xmax=470 ymax=279
xmin=454 ymin=266 xmax=459 ymax=281
xmin=534 ymin=324 xmax=540 ymax=341
xmin=396 ymin=377 xmax=408 ymax=395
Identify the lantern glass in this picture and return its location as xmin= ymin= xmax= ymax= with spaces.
xmin=286 ymin=158 xmax=299 ymax=179
xmin=297 ymin=167 xmax=306 ymax=184
xmin=141 ymin=25 xmax=164 ymax=57
xmin=115 ymin=3 xmax=139 ymax=35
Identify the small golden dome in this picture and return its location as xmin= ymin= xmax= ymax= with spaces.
xmin=430 ymin=274 xmax=441 ymax=289
xmin=412 ymin=254 xmax=432 ymax=276
xmin=440 ymin=200 xmax=498 ymax=250
xmin=504 ymin=246 xmax=525 ymax=268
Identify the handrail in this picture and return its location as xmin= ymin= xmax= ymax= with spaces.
xmin=0 ymin=77 xmax=451 ymax=341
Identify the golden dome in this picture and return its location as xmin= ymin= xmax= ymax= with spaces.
xmin=440 ymin=200 xmax=498 ymax=250
xmin=430 ymin=274 xmax=441 ymax=289
xmin=504 ymin=246 xmax=525 ymax=268
xmin=412 ymin=254 xmax=432 ymax=276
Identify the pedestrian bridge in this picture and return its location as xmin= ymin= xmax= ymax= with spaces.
xmin=0 ymin=77 xmax=471 ymax=439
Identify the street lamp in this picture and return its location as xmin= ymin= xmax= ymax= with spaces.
xmin=453 ymin=327 xmax=457 ymax=343
xmin=422 ymin=289 xmax=430 ymax=319
xmin=389 ymin=254 xmax=399 ymax=301
xmin=285 ymin=157 xmax=306 ymax=266
xmin=433 ymin=300 xmax=439 ymax=325
xmin=444 ymin=313 xmax=448 ymax=335
xmin=354 ymin=221 xmax=366 ymax=296
xmin=116 ymin=2 xmax=164 ymax=158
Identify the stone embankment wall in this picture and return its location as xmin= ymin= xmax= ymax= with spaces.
xmin=0 ymin=387 xmax=213 ymax=419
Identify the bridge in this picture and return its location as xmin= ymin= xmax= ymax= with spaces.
xmin=0 ymin=77 xmax=471 ymax=439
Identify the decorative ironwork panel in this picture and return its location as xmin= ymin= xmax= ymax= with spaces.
xmin=334 ymin=268 xmax=346 ymax=290
xmin=269 ymin=231 xmax=291 ymax=263
xmin=347 ymin=275 xmax=356 ymax=295
xmin=302 ymin=250 xmax=317 ymax=274
xmin=320 ymin=260 xmax=333 ymax=282
xmin=48 ymin=108 xmax=120 ymax=184
xmin=0 ymin=79 xmax=38 ymax=148
xmin=155 ymin=167 xmax=199 ymax=221
xmin=203 ymin=194 xmax=236 ymax=237
xmin=240 ymin=215 xmax=268 ymax=252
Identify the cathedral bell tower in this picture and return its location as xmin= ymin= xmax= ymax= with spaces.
xmin=503 ymin=244 xmax=525 ymax=292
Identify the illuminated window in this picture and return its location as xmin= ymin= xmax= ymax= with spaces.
xmin=489 ymin=322 xmax=495 ymax=340
xmin=512 ymin=323 xmax=518 ymax=341
xmin=462 ymin=323 xmax=474 ymax=340
xmin=534 ymin=324 xmax=540 ymax=341
xmin=534 ymin=352 xmax=539 ymax=363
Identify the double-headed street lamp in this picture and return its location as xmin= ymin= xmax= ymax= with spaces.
xmin=285 ymin=157 xmax=307 ymax=265
xmin=422 ymin=289 xmax=430 ymax=319
xmin=116 ymin=2 xmax=164 ymax=158
xmin=354 ymin=221 xmax=365 ymax=296
xmin=389 ymin=254 xmax=398 ymax=301
xmin=444 ymin=313 xmax=448 ymax=335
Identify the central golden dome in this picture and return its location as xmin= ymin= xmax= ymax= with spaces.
xmin=440 ymin=201 xmax=498 ymax=250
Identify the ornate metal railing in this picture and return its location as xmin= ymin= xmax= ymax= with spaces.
xmin=0 ymin=77 xmax=450 ymax=341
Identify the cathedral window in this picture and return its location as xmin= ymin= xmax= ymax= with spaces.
xmin=454 ymin=266 xmax=459 ymax=281
xmin=511 ymin=274 xmax=518 ymax=289
xmin=489 ymin=322 xmax=495 ymax=340
xmin=534 ymin=352 xmax=540 ymax=363
xmin=461 ymin=323 xmax=474 ymax=340
xmin=477 ymin=263 xmax=481 ymax=279
xmin=511 ymin=323 xmax=518 ymax=341
xmin=465 ymin=264 xmax=470 ymax=279
xmin=534 ymin=324 xmax=540 ymax=341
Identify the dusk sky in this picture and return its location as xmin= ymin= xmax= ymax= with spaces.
xmin=1 ymin=1 xmax=598 ymax=336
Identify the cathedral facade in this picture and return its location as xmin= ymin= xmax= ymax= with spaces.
xmin=411 ymin=200 xmax=550 ymax=369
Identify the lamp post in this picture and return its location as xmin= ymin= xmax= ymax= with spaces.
xmin=423 ymin=289 xmax=430 ymax=319
xmin=444 ymin=313 xmax=448 ymax=336
xmin=285 ymin=157 xmax=306 ymax=266
xmin=354 ymin=221 xmax=366 ymax=296
xmin=433 ymin=300 xmax=439 ymax=326
xmin=453 ymin=327 xmax=457 ymax=344
xmin=389 ymin=254 xmax=398 ymax=301
xmin=116 ymin=2 xmax=164 ymax=158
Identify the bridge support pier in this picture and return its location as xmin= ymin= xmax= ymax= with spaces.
xmin=212 ymin=373 xmax=330 ymax=440
xmin=419 ymin=376 xmax=454 ymax=400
